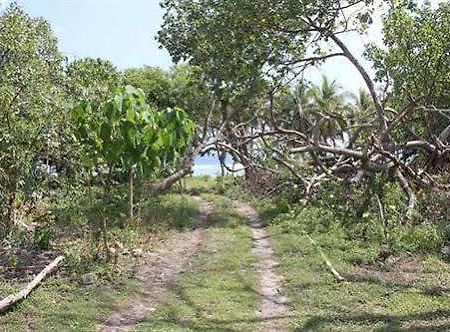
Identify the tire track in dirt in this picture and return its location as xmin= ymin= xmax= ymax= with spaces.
xmin=100 ymin=196 xmax=213 ymax=332
xmin=232 ymin=201 xmax=290 ymax=332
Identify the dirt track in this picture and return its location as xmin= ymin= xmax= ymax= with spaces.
xmin=233 ymin=200 xmax=290 ymax=332
xmin=100 ymin=196 xmax=213 ymax=332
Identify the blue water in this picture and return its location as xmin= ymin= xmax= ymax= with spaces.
xmin=193 ymin=155 xmax=243 ymax=177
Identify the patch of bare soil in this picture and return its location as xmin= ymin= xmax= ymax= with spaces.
xmin=347 ymin=255 xmax=447 ymax=289
xmin=232 ymin=201 xmax=290 ymax=332
xmin=0 ymin=247 xmax=58 ymax=283
xmin=99 ymin=196 xmax=213 ymax=332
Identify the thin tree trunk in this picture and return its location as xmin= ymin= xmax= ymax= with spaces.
xmin=376 ymin=194 xmax=389 ymax=246
xmin=5 ymin=181 xmax=17 ymax=234
xmin=303 ymin=231 xmax=345 ymax=282
xmin=128 ymin=167 xmax=134 ymax=220
xmin=102 ymin=165 xmax=113 ymax=261
xmin=102 ymin=216 xmax=109 ymax=261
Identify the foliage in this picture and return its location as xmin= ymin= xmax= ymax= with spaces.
xmin=73 ymin=85 xmax=195 ymax=177
xmin=369 ymin=2 xmax=450 ymax=107
xmin=159 ymin=0 xmax=450 ymax=221
xmin=367 ymin=2 xmax=450 ymax=155
xmin=65 ymin=57 xmax=121 ymax=104
xmin=160 ymin=0 xmax=340 ymax=85
xmin=124 ymin=65 xmax=213 ymax=137
xmin=0 ymin=3 xmax=64 ymax=235
xmin=33 ymin=226 xmax=52 ymax=250
xmin=123 ymin=66 xmax=171 ymax=108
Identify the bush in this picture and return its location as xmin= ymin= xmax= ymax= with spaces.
xmin=398 ymin=223 xmax=443 ymax=253
xmin=33 ymin=227 xmax=51 ymax=250
xmin=264 ymin=179 xmax=448 ymax=256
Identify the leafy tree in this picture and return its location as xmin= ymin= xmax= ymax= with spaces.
xmin=0 ymin=3 xmax=64 ymax=235
xmin=370 ymin=2 xmax=450 ymax=107
xmin=123 ymin=65 xmax=220 ymax=191
xmin=309 ymin=77 xmax=351 ymax=142
xmin=123 ymin=66 xmax=171 ymax=108
xmin=65 ymin=57 xmax=121 ymax=104
xmin=72 ymin=86 xmax=195 ymax=222
xmin=124 ymin=65 xmax=213 ymax=136
xmin=368 ymin=1 xmax=450 ymax=168
xmin=159 ymin=0 xmax=450 ymax=215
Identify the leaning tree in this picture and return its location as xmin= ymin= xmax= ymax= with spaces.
xmin=158 ymin=0 xmax=450 ymax=215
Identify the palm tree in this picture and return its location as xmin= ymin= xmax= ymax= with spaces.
xmin=310 ymin=76 xmax=350 ymax=143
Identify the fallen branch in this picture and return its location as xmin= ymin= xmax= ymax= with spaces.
xmin=14 ymin=219 xmax=31 ymax=232
xmin=151 ymin=144 xmax=201 ymax=196
xmin=303 ymin=231 xmax=345 ymax=282
xmin=0 ymin=255 xmax=64 ymax=312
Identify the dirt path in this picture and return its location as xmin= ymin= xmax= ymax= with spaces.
xmin=100 ymin=196 xmax=213 ymax=332
xmin=233 ymin=201 xmax=290 ymax=332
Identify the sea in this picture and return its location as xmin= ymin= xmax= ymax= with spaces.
xmin=193 ymin=154 xmax=243 ymax=177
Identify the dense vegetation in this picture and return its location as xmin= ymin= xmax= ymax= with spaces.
xmin=1 ymin=0 xmax=450 ymax=330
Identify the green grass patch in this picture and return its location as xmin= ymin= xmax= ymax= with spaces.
xmin=134 ymin=193 xmax=261 ymax=331
xmin=260 ymin=206 xmax=450 ymax=331
xmin=0 ymin=274 xmax=142 ymax=331
xmin=205 ymin=177 xmax=450 ymax=330
xmin=0 ymin=192 xmax=200 ymax=331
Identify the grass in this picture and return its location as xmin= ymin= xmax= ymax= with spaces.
xmin=197 ymin=175 xmax=450 ymax=330
xmin=250 ymin=195 xmax=450 ymax=330
xmin=134 ymin=193 xmax=261 ymax=331
xmin=0 ymin=190 xmax=199 ymax=331
xmin=0 ymin=274 xmax=142 ymax=331
xmin=3 ymin=176 xmax=450 ymax=331
xmin=267 ymin=226 xmax=450 ymax=330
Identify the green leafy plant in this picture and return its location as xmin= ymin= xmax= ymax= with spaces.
xmin=72 ymin=85 xmax=195 ymax=259
xmin=33 ymin=227 xmax=51 ymax=250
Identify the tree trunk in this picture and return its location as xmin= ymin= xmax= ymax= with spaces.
xmin=152 ymin=164 xmax=193 ymax=196
xmin=4 ymin=181 xmax=17 ymax=234
xmin=152 ymin=144 xmax=202 ymax=196
xmin=102 ymin=216 xmax=109 ymax=261
xmin=128 ymin=168 xmax=134 ymax=220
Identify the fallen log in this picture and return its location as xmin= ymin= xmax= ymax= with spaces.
xmin=0 ymin=255 xmax=64 ymax=312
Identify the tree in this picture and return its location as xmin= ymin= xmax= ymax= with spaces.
xmin=123 ymin=66 xmax=171 ymax=108
xmin=0 ymin=3 xmax=64 ymax=235
xmin=72 ymin=85 xmax=195 ymax=222
xmin=124 ymin=65 xmax=213 ymax=137
xmin=124 ymin=65 xmax=220 ymax=192
xmin=368 ymin=2 xmax=450 ymax=169
xmin=65 ymin=57 xmax=121 ymax=104
xmin=159 ymin=0 xmax=450 ymax=215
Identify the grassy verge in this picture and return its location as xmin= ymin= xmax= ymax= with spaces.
xmin=265 ymin=217 xmax=450 ymax=331
xmin=248 ymin=195 xmax=450 ymax=330
xmin=134 ymin=193 xmax=261 ymax=331
xmin=196 ymin=175 xmax=450 ymax=330
xmin=0 ymin=191 xmax=199 ymax=331
xmin=0 ymin=275 xmax=141 ymax=331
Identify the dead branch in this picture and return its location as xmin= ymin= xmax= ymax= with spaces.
xmin=303 ymin=231 xmax=345 ymax=282
xmin=395 ymin=169 xmax=416 ymax=218
xmin=0 ymin=255 xmax=64 ymax=312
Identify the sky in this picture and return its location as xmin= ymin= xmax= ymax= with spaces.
xmin=5 ymin=0 xmax=444 ymax=94
xmin=16 ymin=0 xmax=172 ymax=70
